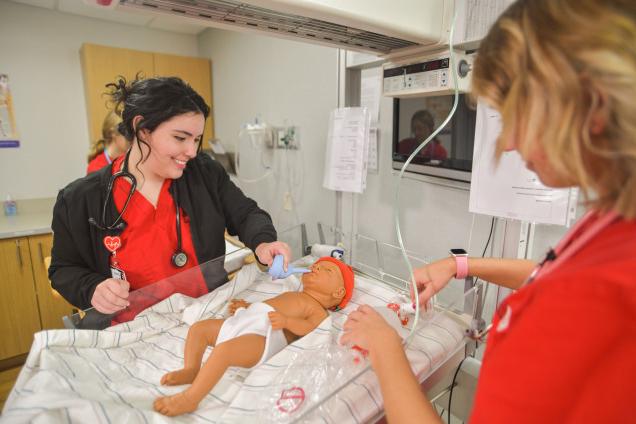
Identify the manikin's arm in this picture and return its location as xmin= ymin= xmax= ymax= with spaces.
xmin=228 ymin=298 xmax=250 ymax=315
xmin=268 ymin=310 xmax=326 ymax=336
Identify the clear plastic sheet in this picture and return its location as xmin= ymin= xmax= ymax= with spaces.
xmin=252 ymin=285 xmax=473 ymax=423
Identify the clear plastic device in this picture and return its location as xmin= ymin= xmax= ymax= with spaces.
xmin=63 ymin=240 xmax=253 ymax=330
xmin=53 ymin=224 xmax=484 ymax=423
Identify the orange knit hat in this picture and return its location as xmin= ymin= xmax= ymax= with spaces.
xmin=316 ymin=256 xmax=355 ymax=311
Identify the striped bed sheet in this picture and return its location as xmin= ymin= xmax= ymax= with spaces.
xmin=2 ymin=262 xmax=468 ymax=423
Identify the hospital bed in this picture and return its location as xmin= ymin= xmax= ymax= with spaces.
xmin=1 ymin=225 xmax=484 ymax=423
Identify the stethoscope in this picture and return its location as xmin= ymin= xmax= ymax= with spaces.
xmin=88 ymin=151 xmax=189 ymax=268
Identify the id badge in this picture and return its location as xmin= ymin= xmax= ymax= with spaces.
xmin=110 ymin=265 xmax=127 ymax=281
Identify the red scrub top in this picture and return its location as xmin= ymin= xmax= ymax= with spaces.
xmin=470 ymin=216 xmax=636 ymax=423
xmin=109 ymin=157 xmax=208 ymax=322
xmin=86 ymin=151 xmax=111 ymax=174
xmin=397 ymin=138 xmax=448 ymax=160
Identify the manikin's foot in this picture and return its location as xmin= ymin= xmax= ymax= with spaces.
xmin=153 ymin=391 xmax=200 ymax=416
xmin=160 ymin=368 xmax=199 ymax=385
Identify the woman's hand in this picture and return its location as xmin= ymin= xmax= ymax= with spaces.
xmin=410 ymin=257 xmax=456 ymax=308
xmin=228 ymin=298 xmax=250 ymax=315
xmin=91 ymin=278 xmax=130 ymax=314
xmin=255 ymin=241 xmax=291 ymax=269
xmin=340 ymin=305 xmax=402 ymax=357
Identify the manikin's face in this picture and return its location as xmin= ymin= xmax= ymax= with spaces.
xmin=138 ymin=112 xmax=205 ymax=180
xmin=302 ymin=261 xmax=346 ymax=306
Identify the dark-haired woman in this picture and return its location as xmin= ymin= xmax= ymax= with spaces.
xmin=50 ymin=76 xmax=290 ymax=316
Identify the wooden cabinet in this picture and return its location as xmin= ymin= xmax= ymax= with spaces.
xmin=0 ymin=233 xmax=76 ymax=361
xmin=0 ymin=238 xmax=41 ymax=360
xmin=154 ymin=52 xmax=214 ymax=144
xmin=80 ymin=44 xmax=154 ymax=144
xmin=80 ymin=43 xmax=214 ymax=147
xmin=27 ymin=234 xmax=75 ymax=331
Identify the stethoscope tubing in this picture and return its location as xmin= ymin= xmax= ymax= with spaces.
xmin=89 ymin=150 xmax=188 ymax=267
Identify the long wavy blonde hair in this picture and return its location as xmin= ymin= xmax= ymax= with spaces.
xmin=87 ymin=111 xmax=123 ymax=162
xmin=472 ymin=0 xmax=636 ymax=218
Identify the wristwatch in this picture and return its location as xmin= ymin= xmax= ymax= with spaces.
xmin=450 ymin=248 xmax=468 ymax=279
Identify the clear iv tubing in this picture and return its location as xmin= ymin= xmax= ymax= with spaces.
xmin=395 ymin=6 xmax=460 ymax=343
xmin=234 ymin=126 xmax=274 ymax=183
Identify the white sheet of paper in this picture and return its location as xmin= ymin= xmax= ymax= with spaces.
xmin=469 ymin=102 xmax=577 ymax=226
xmin=323 ymin=107 xmax=370 ymax=193
xmin=361 ymin=71 xmax=382 ymax=126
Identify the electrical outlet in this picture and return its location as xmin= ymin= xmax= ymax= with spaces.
xmin=283 ymin=192 xmax=293 ymax=211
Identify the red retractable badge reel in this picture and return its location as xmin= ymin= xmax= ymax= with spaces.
xmin=103 ymin=236 xmax=122 ymax=253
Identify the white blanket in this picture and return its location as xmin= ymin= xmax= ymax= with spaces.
xmin=1 ymin=263 xmax=467 ymax=423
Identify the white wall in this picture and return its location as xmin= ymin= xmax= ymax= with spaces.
xmin=197 ymin=28 xmax=339 ymax=243
xmin=0 ymin=1 xmax=199 ymax=200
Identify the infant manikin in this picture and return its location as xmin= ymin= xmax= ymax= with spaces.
xmin=153 ymin=256 xmax=354 ymax=416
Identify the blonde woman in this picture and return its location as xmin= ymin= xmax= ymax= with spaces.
xmin=342 ymin=1 xmax=636 ymax=422
xmin=86 ymin=110 xmax=129 ymax=174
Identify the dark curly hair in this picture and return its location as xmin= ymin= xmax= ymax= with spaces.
xmin=105 ymin=75 xmax=210 ymax=169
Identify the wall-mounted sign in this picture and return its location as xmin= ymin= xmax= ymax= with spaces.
xmin=0 ymin=73 xmax=20 ymax=148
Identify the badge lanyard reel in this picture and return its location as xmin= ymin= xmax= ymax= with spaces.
xmin=88 ymin=153 xmax=137 ymax=281
xmin=102 ymin=184 xmax=189 ymax=272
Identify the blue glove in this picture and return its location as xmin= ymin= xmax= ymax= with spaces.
xmin=268 ymin=255 xmax=310 ymax=280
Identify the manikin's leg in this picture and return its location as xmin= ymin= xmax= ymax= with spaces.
xmin=161 ymin=319 xmax=224 ymax=386
xmin=154 ymin=334 xmax=266 ymax=416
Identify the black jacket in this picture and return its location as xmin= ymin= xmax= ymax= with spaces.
xmin=49 ymin=153 xmax=276 ymax=310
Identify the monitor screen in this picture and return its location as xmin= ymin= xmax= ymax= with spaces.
xmin=392 ymin=94 xmax=477 ymax=182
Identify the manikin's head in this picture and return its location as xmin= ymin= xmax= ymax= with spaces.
xmin=301 ymin=257 xmax=354 ymax=311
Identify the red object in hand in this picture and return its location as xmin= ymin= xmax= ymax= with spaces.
xmin=386 ymin=303 xmax=409 ymax=326
xmin=351 ymin=344 xmax=369 ymax=358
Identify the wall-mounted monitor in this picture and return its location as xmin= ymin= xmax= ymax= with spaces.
xmin=392 ymin=93 xmax=477 ymax=183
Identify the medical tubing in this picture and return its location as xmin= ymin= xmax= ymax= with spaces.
xmin=394 ymin=4 xmax=460 ymax=344
xmin=234 ymin=126 xmax=274 ymax=183
xmin=276 ymin=143 xmax=302 ymax=225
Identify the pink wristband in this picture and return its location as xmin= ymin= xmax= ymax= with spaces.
xmin=454 ymin=255 xmax=468 ymax=279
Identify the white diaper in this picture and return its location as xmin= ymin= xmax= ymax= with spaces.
xmin=217 ymin=302 xmax=288 ymax=367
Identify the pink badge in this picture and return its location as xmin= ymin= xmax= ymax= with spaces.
xmin=103 ymin=236 xmax=122 ymax=253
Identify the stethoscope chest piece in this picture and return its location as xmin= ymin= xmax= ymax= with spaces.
xmin=172 ymin=251 xmax=188 ymax=268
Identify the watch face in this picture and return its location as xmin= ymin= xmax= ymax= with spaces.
xmin=450 ymin=248 xmax=468 ymax=256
